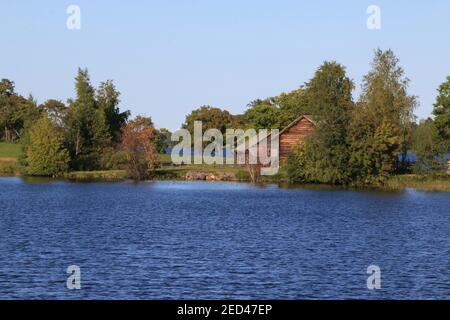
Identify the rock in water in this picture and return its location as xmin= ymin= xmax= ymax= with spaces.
xmin=185 ymin=172 xmax=207 ymax=180
xmin=186 ymin=171 xmax=236 ymax=181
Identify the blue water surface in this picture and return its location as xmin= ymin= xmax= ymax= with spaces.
xmin=0 ymin=177 xmax=449 ymax=299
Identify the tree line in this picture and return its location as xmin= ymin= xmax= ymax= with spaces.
xmin=1 ymin=49 xmax=449 ymax=183
xmin=0 ymin=68 xmax=171 ymax=179
xmin=181 ymin=49 xmax=449 ymax=186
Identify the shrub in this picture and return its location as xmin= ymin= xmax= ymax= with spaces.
xmin=25 ymin=116 xmax=70 ymax=176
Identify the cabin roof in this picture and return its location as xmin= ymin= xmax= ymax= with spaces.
xmin=238 ymin=114 xmax=317 ymax=150
xmin=278 ymin=114 xmax=316 ymax=136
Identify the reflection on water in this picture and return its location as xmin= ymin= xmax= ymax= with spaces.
xmin=0 ymin=177 xmax=449 ymax=299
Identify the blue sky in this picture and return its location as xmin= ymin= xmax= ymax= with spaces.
xmin=1 ymin=0 xmax=449 ymax=131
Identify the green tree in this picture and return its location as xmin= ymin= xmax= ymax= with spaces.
xmin=349 ymin=49 xmax=417 ymax=185
xmin=40 ymin=99 xmax=67 ymax=126
xmin=96 ymin=80 xmax=130 ymax=143
xmin=182 ymin=105 xmax=236 ymax=135
xmin=432 ymin=76 xmax=450 ymax=152
xmin=0 ymin=79 xmax=15 ymax=96
xmin=241 ymin=89 xmax=310 ymax=130
xmin=242 ymin=103 xmax=281 ymax=129
xmin=0 ymin=79 xmax=38 ymax=142
xmin=25 ymin=116 xmax=70 ymax=176
xmin=277 ymin=88 xmax=310 ymax=128
xmin=287 ymin=61 xmax=354 ymax=184
xmin=189 ymin=86 xmax=308 ymax=134
xmin=155 ymin=128 xmax=172 ymax=154
xmin=65 ymin=68 xmax=111 ymax=170
xmin=412 ymin=118 xmax=442 ymax=170
xmin=14 ymin=95 xmax=43 ymax=136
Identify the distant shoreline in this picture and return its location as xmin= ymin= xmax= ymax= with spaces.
xmin=2 ymin=169 xmax=450 ymax=193
xmin=2 ymin=143 xmax=449 ymax=192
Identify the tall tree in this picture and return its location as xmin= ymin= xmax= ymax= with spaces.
xmin=96 ymin=80 xmax=130 ymax=143
xmin=432 ymin=76 xmax=450 ymax=152
xmin=65 ymin=68 xmax=111 ymax=170
xmin=25 ymin=115 xmax=70 ymax=176
xmin=287 ymin=61 xmax=354 ymax=184
xmin=349 ymin=49 xmax=417 ymax=185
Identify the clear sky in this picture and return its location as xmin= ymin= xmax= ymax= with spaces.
xmin=1 ymin=0 xmax=449 ymax=131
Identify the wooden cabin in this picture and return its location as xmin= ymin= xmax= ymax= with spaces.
xmin=239 ymin=115 xmax=316 ymax=166
xmin=278 ymin=115 xmax=316 ymax=163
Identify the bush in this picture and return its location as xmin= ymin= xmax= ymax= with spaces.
xmin=99 ymin=148 xmax=128 ymax=170
xmin=286 ymin=143 xmax=308 ymax=182
xmin=121 ymin=116 xmax=159 ymax=180
xmin=25 ymin=116 xmax=70 ymax=176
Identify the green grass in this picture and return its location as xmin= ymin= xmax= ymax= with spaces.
xmin=158 ymin=153 xmax=172 ymax=163
xmin=0 ymin=162 xmax=21 ymax=176
xmin=158 ymin=153 xmax=233 ymax=165
xmin=0 ymin=143 xmax=22 ymax=175
xmin=64 ymin=170 xmax=128 ymax=182
xmin=385 ymin=172 xmax=450 ymax=192
xmin=0 ymin=142 xmax=22 ymax=160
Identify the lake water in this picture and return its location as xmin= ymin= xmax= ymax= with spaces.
xmin=0 ymin=177 xmax=449 ymax=299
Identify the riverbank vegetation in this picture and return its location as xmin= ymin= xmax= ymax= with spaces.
xmin=385 ymin=172 xmax=450 ymax=192
xmin=1 ymin=49 xmax=449 ymax=190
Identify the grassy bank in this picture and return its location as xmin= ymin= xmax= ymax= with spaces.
xmin=155 ymin=164 xmax=249 ymax=181
xmin=0 ymin=143 xmax=21 ymax=176
xmin=0 ymin=142 xmax=22 ymax=159
xmin=385 ymin=172 xmax=450 ymax=192
xmin=64 ymin=170 xmax=128 ymax=182
xmin=2 ymin=142 xmax=449 ymax=191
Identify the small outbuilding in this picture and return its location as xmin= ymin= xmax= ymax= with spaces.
xmin=277 ymin=115 xmax=316 ymax=163
xmin=238 ymin=114 xmax=317 ymax=166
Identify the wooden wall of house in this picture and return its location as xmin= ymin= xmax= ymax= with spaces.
xmin=237 ymin=116 xmax=316 ymax=167
xmin=279 ymin=117 xmax=316 ymax=163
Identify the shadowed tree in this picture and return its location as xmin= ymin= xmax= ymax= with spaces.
xmin=0 ymin=79 xmax=40 ymax=142
xmin=412 ymin=118 xmax=442 ymax=170
xmin=433 ymin=76 xmax=450 ymax=153
xmin=155 ymin=128 xmax=172 ymax=154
